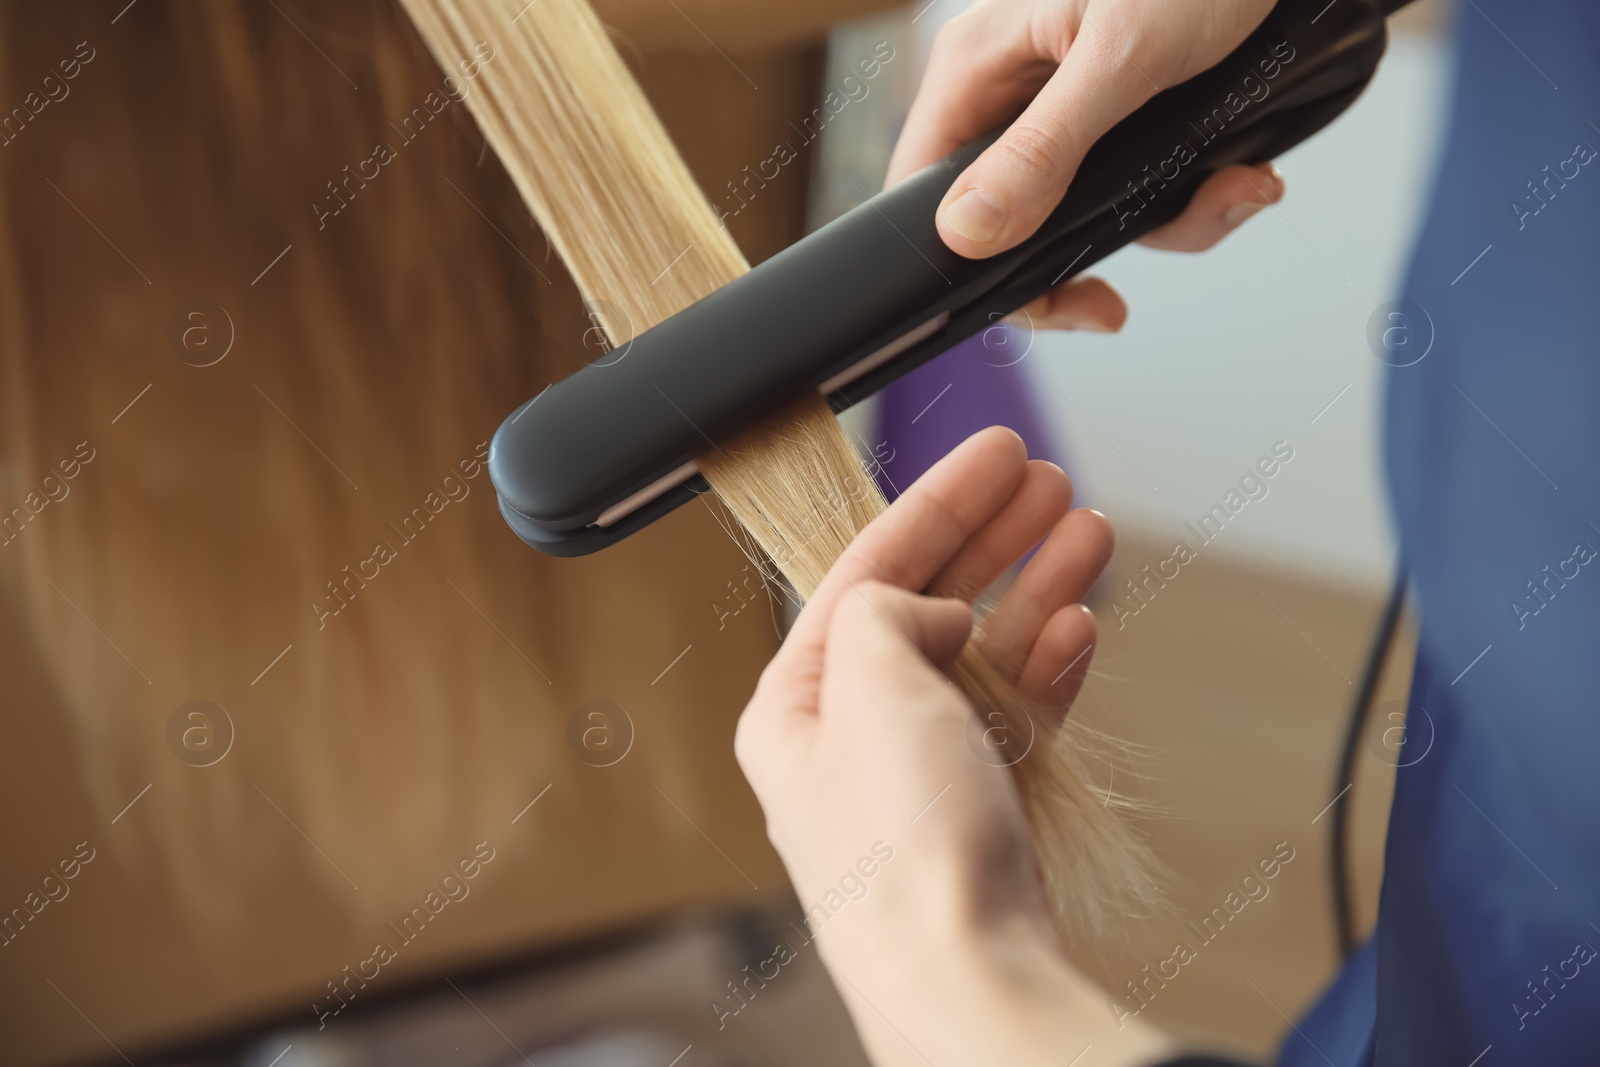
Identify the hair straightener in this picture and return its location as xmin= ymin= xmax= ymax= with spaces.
xmin=489 ymin=0 xmax=1410 ymax=557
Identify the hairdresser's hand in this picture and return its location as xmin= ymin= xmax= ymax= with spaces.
xmin=886 ymin=0 xmax=1282 ymax=332
xmin=739 ymin=428 xmax=1103 ymax=943
xmin=736 ymin=428 xmax=1171 ymax=1067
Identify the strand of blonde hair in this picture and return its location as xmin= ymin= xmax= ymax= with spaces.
xmin=399 ymin=0 xmax=1156 ymax=937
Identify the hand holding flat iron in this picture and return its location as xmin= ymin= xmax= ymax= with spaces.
xmin=888 ymin=0 xmax=1281 ymax=332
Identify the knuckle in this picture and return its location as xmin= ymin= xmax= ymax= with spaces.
xmin=1079 ymin=9 xmax=1183 ymax=88
xmin=843 ymin=549 xmax=913 ymax=596
xmin=926 ymin=22 xmax=965 ymax=68
xmin=831 ymin=584 xmax=877 ymax=630
xmin=1079 ymin=3 xmax=1139 ymax=61
xmin=1025 ymin=4 xmax=1079 ymax=59
xmin=931 ymin=11 xmax=976 ymax=53
xmin=996 ymin=121 xmax=1069 ymax=183
xmin=732 ymin=711 xmax=762 ymax=775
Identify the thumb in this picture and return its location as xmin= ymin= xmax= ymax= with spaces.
xmin=937 ymin=35 xmax=1164 ymax=258
xmin=827 ymin=581 xmax=973 ymax=685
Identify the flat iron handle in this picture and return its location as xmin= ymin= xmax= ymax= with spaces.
xmin=829 ymin=0 xmax=1389 ymax=406
xmin=489 ymin=0 xmax=1391 ymax=556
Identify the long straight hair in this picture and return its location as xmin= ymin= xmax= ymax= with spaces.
xmin=398 ymin=0 xmax=1154 ymax=936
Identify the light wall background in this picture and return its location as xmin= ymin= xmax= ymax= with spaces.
xmin=1030 ymin=33 xmax=1450 ymax=590
xmin=821 ymin=7 xmax=1455 ymax=592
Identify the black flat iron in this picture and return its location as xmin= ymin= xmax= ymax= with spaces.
xmin=490 ymin=0 xmax=1407 ymax=557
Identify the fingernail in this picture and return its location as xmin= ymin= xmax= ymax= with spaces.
xmin=1224 ymin=200 xmax=1266 ymax=227
xmin=941 ymin=188 xmax=1006 ymax=244
xmin=1055 ymin=303 xmax=1120 ymax=333
xmin=1061 ymin=313 xmax=1117 ymax=334
xmin=1263 ymin=161 xmax=1285 ymax=197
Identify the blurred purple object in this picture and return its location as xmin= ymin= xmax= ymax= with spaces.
xmin=870 ymin=323 xmax=1067 ymax=501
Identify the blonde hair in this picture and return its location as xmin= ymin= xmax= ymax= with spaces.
xmin=0 ymin=0 xmax=1149 ymax=957
xmin=400 ymin=0 xmax=1152 ymax=935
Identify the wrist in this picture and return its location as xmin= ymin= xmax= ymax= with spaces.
xmin=827 ymin=896 xmax=1174 ymax=1067
xmin=950 ymin=915 xmax=1176 ymax=1066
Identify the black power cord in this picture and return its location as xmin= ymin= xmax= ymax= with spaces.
xmin=1328 ymin=565 xmax=1408 ymax=961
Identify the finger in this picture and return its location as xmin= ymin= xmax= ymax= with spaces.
xmin=1009 ymin=276 xmax=1127 ymax=334
xmin=734 ymin=687 xmax=807 ymax=794
xmin=1016 ymin=604 xmax=1097 ymax=722
xmin=936 ymin=28 xmax=1168 ymax=257
xmin=821 ymin=583 xmax=973 ymax=733
xmin=885 ymin=6 xmax=1062 ymax=187
xmin=1003 ymin=166 xmax=1283 ymax=331
xmin=926 ymin=459 xmax=1073 ymax=603
xmin=819 ymin=586 xmax=977 ymax=824
xmin=821 ymin=426 xmax=1029 ymax=605
xmin=771 ymin=427 xmax=1030 ymax=694
xmin=1139 ymin=163 xmax=1284 ymax=252
xmin=981 ymin=508 xmax=1113 ymax=679
xmin=834 ymin=581 xmax=974 ymax=673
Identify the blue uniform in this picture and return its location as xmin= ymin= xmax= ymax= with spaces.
xmin=1286 ymin=3 xmax=1600 ymax=1063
